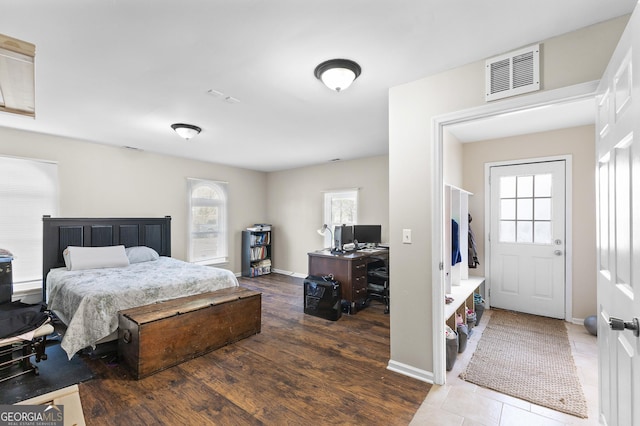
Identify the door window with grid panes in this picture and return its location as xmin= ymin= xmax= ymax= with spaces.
xmin=499 ymin=173 xmax=553 ymax=244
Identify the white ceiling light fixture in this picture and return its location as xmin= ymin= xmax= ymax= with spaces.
xmin=314 ymin=59 xmax=361 ymax=92
xmin=171 ymin=123 xmax=201 ymax=140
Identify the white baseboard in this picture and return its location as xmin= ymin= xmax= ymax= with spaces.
xmin=236 ymin=269 xmax=306 ymax=280
xmin=271 ymin=269 xmax=306 ymax=279
xmin=387 ymin=360 xmax=435 ymax=384
xmin=571 ymin=317 xmax=586 ymax=325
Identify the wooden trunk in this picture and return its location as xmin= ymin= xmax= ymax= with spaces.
xmin=118 ymin=286 xmax=261 ymax=379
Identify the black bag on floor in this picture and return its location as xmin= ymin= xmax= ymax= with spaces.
xmin=304 ymin=275 xmax=342 ymax=321
xmin=0 ymin=301 xmax=49 ymax=339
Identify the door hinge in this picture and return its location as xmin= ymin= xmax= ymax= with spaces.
xmin=439 ymin=262 xmax=443 ymax=271
xmin=488 ymin=288 xmax=491 ymax=297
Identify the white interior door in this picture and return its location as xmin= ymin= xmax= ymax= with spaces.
xmin=596 ymin=5 xmax=640 ymax=425
xmin=489 ymin=160 xmax=565 ymax=318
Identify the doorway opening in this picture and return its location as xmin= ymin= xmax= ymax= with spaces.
xmin=429 ymin=95 xmax=599 ymax=421
xmin=432 ymin=81 xmax=598 ymax=386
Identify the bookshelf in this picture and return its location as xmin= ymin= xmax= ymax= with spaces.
xmin=241 ymin=226 xmax=272 ymax=277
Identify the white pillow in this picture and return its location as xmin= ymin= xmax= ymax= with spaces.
xmin=63 ymin=245 xmax=130 ymax=271
xmin=125 ymin=246 xmax=160 ymax=264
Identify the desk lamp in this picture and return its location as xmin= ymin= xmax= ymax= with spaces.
xmin=317 ymin=224 xmax=341 ymax=254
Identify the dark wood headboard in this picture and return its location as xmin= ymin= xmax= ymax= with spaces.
xmin=42 ymin=216 xmax=172 ymax=301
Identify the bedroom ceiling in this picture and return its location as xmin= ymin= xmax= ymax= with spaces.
xmin=0 ymin=1 xmax=635 ymax=172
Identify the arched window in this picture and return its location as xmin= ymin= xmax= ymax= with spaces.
xmin=187 ymin=178 xmax=228 ymax=264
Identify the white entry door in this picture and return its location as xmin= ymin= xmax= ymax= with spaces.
xmin=596 ymin=4 xmax=640 ymax=425
xmin=489 ymin=160 xmax=566 ymax=318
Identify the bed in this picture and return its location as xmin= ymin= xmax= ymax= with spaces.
xmin=42 ymin=216 xmax=240 ymax=359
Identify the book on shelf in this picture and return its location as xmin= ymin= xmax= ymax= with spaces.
xmin=250 ymin=232 xmax=270 ymax=246
xmin=250 ymin=246 xmax=269 ymax=261
xmin=250 ymin=259 xmax=271 ymax=277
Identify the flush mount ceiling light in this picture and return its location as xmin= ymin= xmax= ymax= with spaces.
xmin=171 ymin=123 xmax=201 ymax=140
xmin=314 ymin=59 xmax=361 ymax=92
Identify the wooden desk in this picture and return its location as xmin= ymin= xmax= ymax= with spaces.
xmin=308 ymin=249 xmax=388 ymax=314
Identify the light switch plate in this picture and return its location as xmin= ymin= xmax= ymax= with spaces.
xmin=402 ymin=229 xmax=412 ymax=244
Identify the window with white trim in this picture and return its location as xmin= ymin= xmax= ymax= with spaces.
xmin=187 ymin=178 xmax=228 ymax=264
xmin=0 ymin=156 xmax=59 ymax=292
xmin=322 ymin=189 xmax=358 ymax=247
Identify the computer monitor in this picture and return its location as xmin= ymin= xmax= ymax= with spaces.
xmin=340 ymin=225 xmax=353 ymax=245
xmin=334 ymin=225 xmax=353 ymax=250
xmin=353 ymin=225 xmax=382 ymax=245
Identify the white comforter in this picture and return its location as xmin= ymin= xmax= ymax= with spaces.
xmin=46 ymin=257 xmax=239 ymax=359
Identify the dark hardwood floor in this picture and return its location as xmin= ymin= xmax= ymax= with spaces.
xmin=78 ymin=273 xmax=431 ymax=425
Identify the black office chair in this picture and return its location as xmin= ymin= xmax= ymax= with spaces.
xmin=366 ymin=258 xmax=389 ymax=314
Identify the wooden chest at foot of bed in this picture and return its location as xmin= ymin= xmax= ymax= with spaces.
xmin=118 ymin=286 xmax=261 ymax=379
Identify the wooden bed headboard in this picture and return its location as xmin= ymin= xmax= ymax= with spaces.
xmin=42 ymin=216 xmax=172 ymax=301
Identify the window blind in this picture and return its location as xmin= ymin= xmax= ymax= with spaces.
xmin=0 ymin=156 xmax=59 ymax=286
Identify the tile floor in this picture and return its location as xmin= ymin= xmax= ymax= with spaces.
xmin=409 ymin=309 xmax=599 ymax=426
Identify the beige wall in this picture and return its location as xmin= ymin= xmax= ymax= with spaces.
xmin=389 ymin=16 xmax=627 ymax=378
xmin=0 ymin=125 xmax=388 ymax=279
xmin=266 ymin=155 xmax=389 ymax=275
xmin=444 ymin=130 xmax=463 ymax=188
xmin=462 ymin=125 xmax=597 ymax=320
xmin=0 ymin=127 xmax=267 ymax=274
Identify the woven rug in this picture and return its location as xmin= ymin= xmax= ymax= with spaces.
xmin=459 ymin=309 xmax=588 ymax=418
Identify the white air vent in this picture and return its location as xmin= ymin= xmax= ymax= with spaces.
xmin=486 ymin=44 xmax=540 ymax=102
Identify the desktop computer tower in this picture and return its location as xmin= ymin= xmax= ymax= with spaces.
xmin=333 ymin=225 xmax=353 ymax=252
xmin=304 ymin=275 xmax=342 ymax=321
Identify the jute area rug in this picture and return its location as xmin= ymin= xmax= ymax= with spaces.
xmin=459 ymin=309 xmax=588 ymax=418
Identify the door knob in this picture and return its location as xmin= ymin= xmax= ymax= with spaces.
xmin=609 ymin=317 xmax=640 ymax=337
xmin=554 ymin=250 xmax=563 ymax=256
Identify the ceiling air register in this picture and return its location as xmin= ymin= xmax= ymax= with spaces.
xmin=486 ymin=44 xmax=540 ymax=102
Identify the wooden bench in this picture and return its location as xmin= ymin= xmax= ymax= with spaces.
xmin=118 ymin=286 xmax=261 ymax=379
